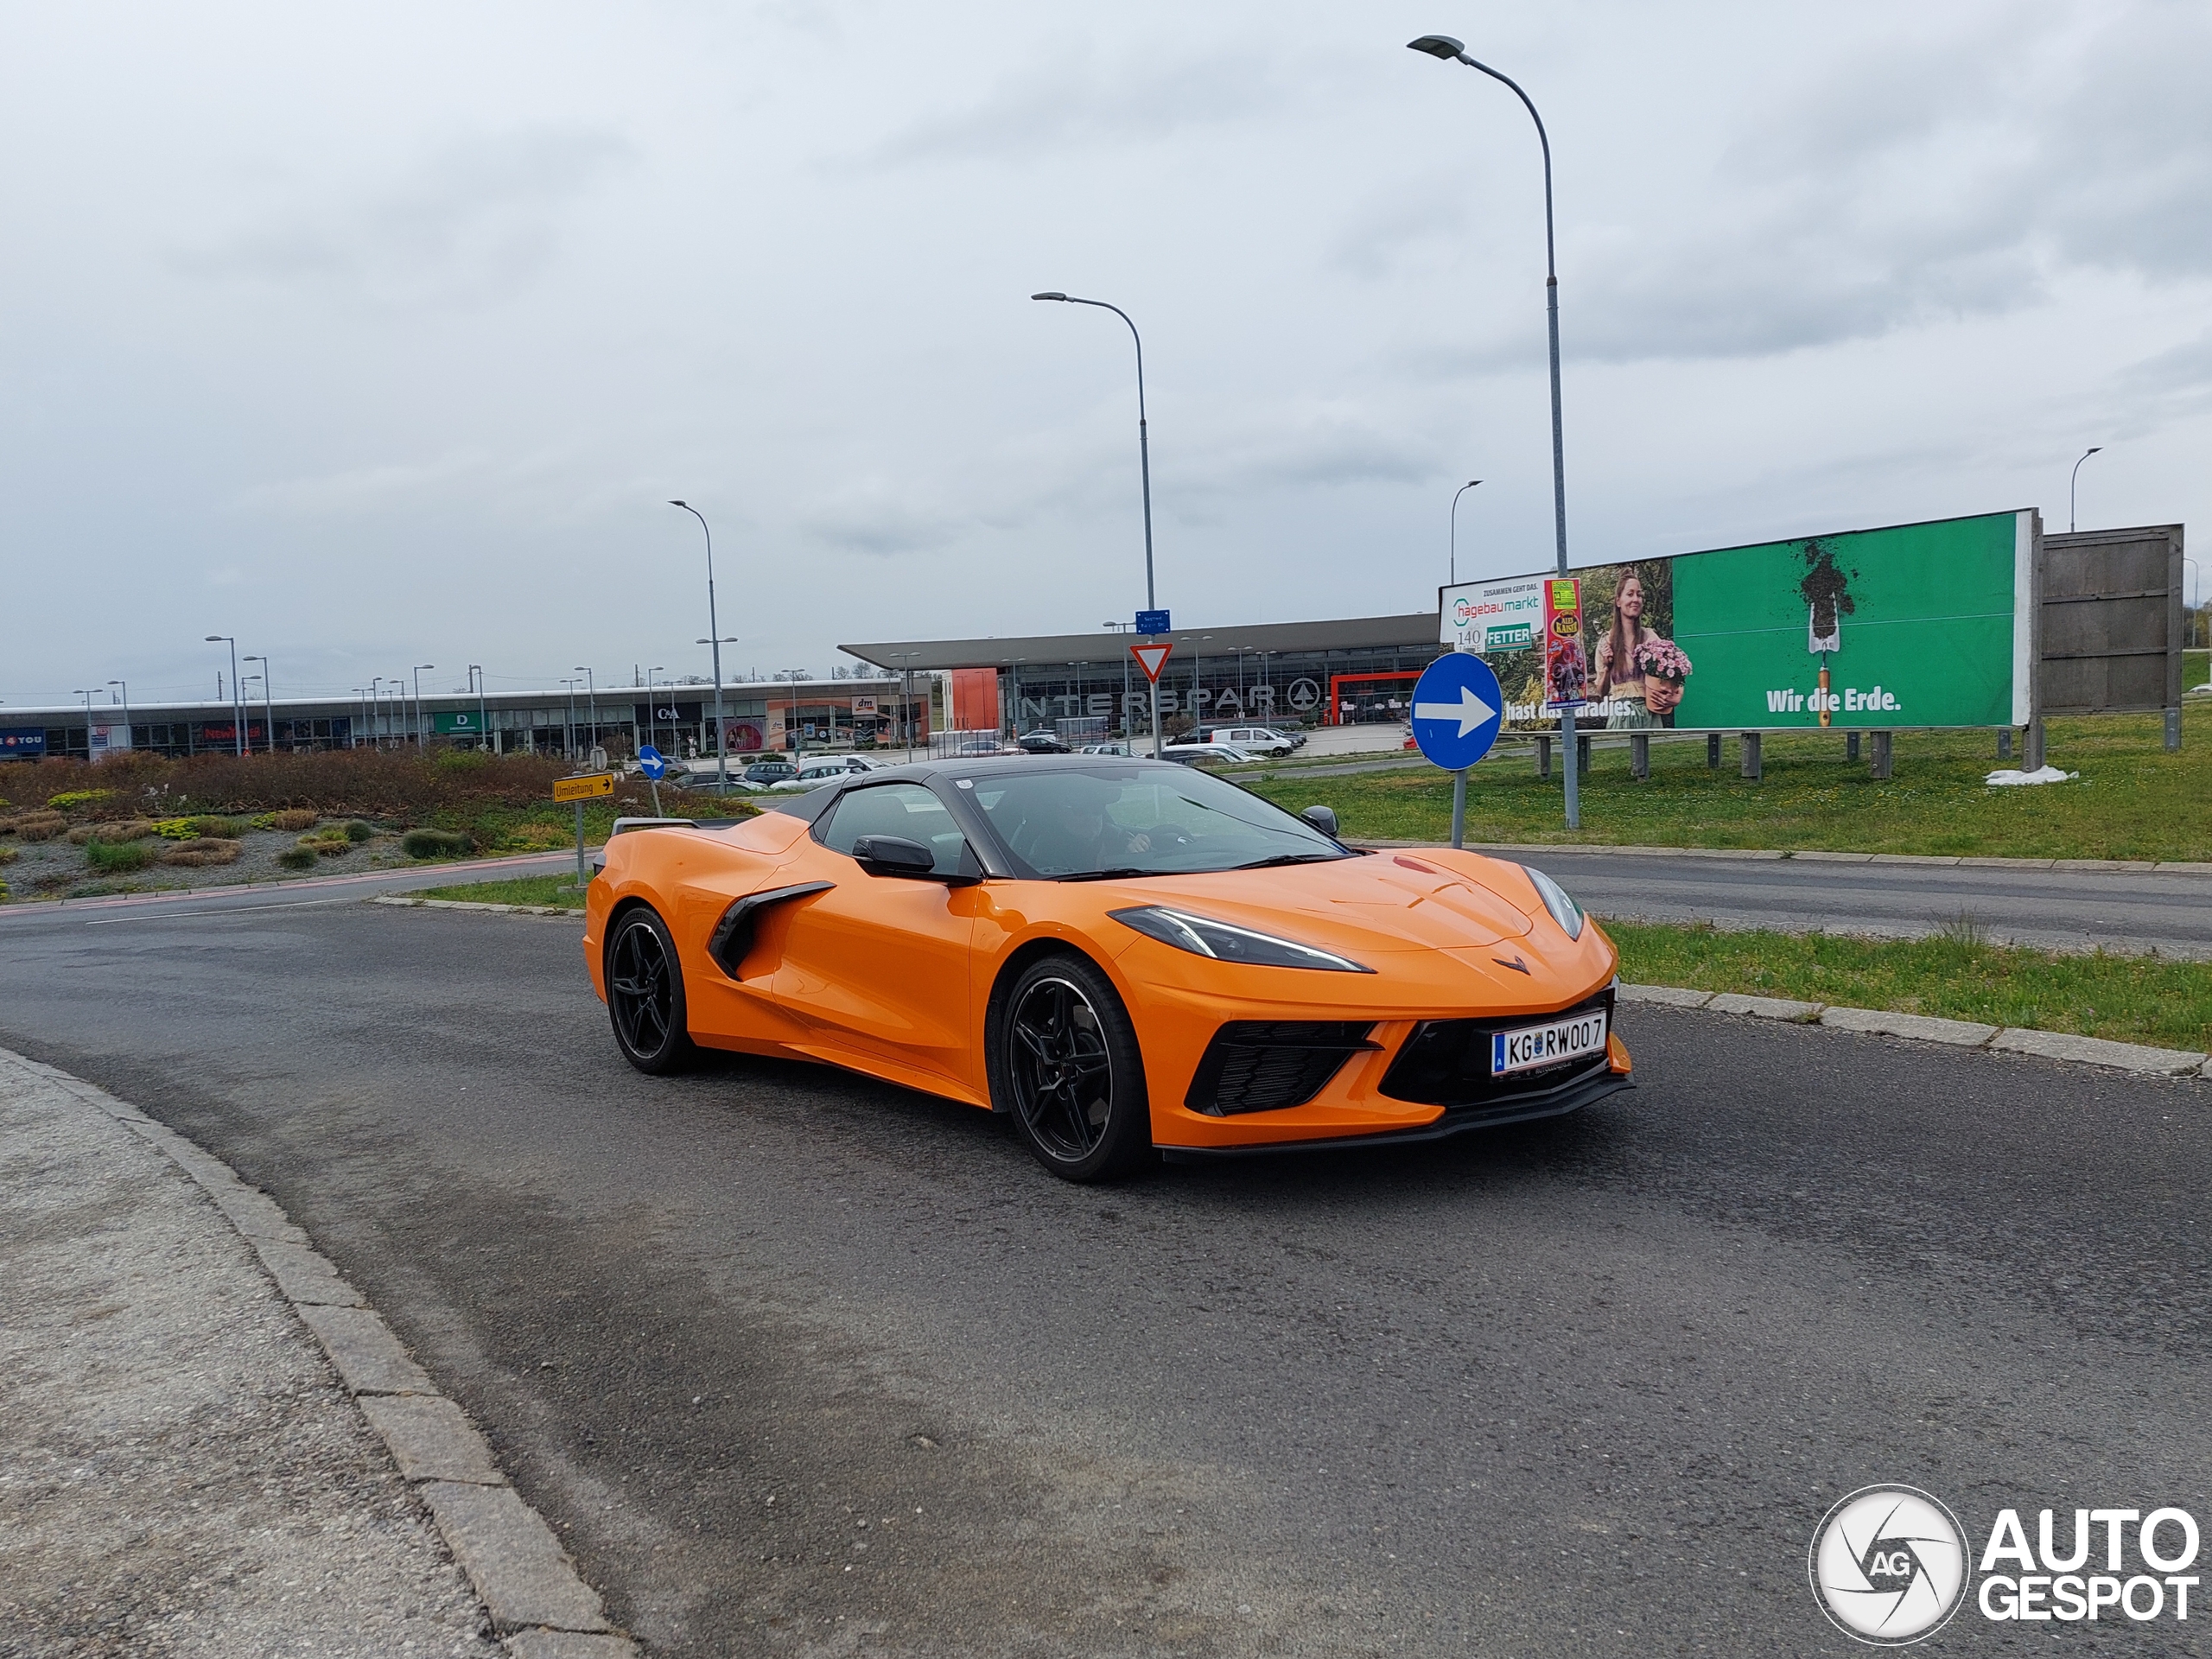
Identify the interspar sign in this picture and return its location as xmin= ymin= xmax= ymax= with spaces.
xmin=1439 ymin=510 xmax=2036 ymax=734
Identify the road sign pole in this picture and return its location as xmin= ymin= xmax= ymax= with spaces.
xmin=1151 ymin=681 xmax=1162 ymax=760
xmin=1451 ymin=767 xmax=1468 ymax=849
xmin=574 ymin=800 xmax=587 ymax=885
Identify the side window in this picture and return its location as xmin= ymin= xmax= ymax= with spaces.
xmin=819 ymin=784 xmax=970 ymax=875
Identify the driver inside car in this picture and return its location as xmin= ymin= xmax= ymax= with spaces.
xmin=1024 ymin=784 xmax=1156 ymax=874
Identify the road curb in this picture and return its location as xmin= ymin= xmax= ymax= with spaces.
xmin=1618 ymin=984 xmax=2211 ymax=1078
xmin=0 ymin=1046 xmax=635 ymax=1657
xmin=374 ymin=895 xmax=584 ymax=918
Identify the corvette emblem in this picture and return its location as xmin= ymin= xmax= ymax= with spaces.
xmin=1494 ymin=956 xmax=1531 ymax=976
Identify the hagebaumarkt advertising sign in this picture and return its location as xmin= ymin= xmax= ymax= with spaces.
xmin=1439 ymin=510 xmax=2034 ymax=733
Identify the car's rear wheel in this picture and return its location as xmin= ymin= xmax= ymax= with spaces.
xmin=995 ymin=953 xmax=1151 ymax=1182
xmin=607 ymin=907 xmax=696 ymax=1074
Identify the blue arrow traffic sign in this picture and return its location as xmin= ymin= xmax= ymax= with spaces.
xmin=1408 ymin=652 xmax=1504 ymax=772
xmin=637 ymin=743 xmax=668 ymax=781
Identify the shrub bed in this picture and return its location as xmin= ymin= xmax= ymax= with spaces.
xmin=276 ymin=847 xmax=321 ymax=870
xmin=401 ymin=828 xmax=473 ymax=859
xmin=160 ymin=838 xmax=243 ymax=868
xmin=86 ymin=841 xmax=156 ymax=874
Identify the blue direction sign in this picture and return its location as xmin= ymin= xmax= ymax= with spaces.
xmin=637 ymin=743 xmax=669 ymax=781
xmin=1408 ymin=652 xmax=1504 ymax=772
xmin=1135 ymin=609 xmax=1170 ymax=635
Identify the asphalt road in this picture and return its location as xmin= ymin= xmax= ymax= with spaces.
xmin=3 ymin=898 xmax=2209 ymax=1655
xmin=1506 ymin=849 xmax=2212 ymax=961
xmin=14 ymin=838 xmax=2208 ymax=963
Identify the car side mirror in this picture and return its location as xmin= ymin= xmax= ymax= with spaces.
xmin=1299 ymin=804 xmax=1339 ymax=838
xmin=851 ymin=835 xmax=938 ymax=879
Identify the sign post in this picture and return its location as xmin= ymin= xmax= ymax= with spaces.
xmin=636 ymin=744 xmax=668 ymax=817
xmin=1128 ymin=639 xmax=1174 ymax=764
xmin=1134 ymin=611 xmax=1170 ymax=759
xmin=552 ymin=771 xmax=615 ymax=884
xmin=1408 ymin=653 xmax=1505 ymax=849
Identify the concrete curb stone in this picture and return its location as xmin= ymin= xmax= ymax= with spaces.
xmin=2 ymin=1045 xmax=635 ymax=1657
xmin=1987 ymin=1027 xmax=2209 ymax=1077
xmin=1815 ymin=1006 xmax=2000 ymax=1047
xmin=1621 ymin=984 xmax=2209 ymax=1078
xmin=1704 ymin=992 xmax=1825 ymax=1022
xmin=373 ymin=895 xmax=584 ymax=918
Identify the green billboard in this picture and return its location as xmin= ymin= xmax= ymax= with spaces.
xmin=433 ymin=710 xmax=486 ymax=735
xmin=1440 ymin=510 xmax=2035 ymax=733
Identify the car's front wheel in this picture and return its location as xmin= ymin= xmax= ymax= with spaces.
xmin=606 ymin=907 xmax=696 ymax=1074
xmin=993 ymin=953 xmax=1152 ymax=1182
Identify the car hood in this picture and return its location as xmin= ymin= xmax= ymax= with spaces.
xmin=1095 ymin=851 xmax=1538 ymax=953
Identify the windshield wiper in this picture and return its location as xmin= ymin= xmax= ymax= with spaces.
xmin=1228 ymin=852 xmax=1347 ymax=871
xmin=1056 ymin=867 xmax=1157 ymax=883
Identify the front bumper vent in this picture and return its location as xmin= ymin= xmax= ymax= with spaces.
xmin=1185 ymin=1020 xmax=1377 ymax=1116
xmin=1378 ymin=988 xmax=1616 ymax=1109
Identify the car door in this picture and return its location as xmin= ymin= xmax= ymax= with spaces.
xmin=769 ymin=781 xmax=985 ymax=1096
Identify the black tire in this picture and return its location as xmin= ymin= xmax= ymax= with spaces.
xmin=992 ymin=952 xmax=1152 ymax=1182
xmin=606 ymin=907 xmax=696 ymax=1075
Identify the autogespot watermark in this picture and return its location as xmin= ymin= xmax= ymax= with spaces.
xmin=1809 ymin=1485 xmax=2202 ymax=1645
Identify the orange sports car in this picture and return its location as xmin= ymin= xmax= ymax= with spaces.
xmin=583 ymin=755 xmax=1630 ymax=1181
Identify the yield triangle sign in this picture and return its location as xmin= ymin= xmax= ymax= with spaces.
xmin=1129 ymin=640 xmax=1173 ymax=683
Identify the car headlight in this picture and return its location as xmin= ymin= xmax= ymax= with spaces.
xmin=1521 ymin=864 xmax=1585 ymax=941
xmin=1109 ymin=906 xmax=1375 ymax=973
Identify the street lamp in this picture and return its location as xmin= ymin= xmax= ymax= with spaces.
xmin=574 ymin=666 xmax=598 ymax=760
xmin=1032 ymin=290 xmax=1165 ymax=760
xmin=243 ymin=655 xmax=275 ymax=753
xmin=562 ymin=677 xmax=579 ymax=758
xmin=205 ymin=635 xmax=243 ymax=755
xmin=351 ymin=688 xmax=367 ymax=748
xmin=411 ymin=664 xmax=435 ymax=751
xmin=645 ymin=666 xmax=666 ymax=756
xmin=73 ymin=689 xmax=96 ymax=760
xmin=2070 ymin=447 xmax=2103 ymax=533
xmin=1408 ymin=35 xmax=1581 ymax=829
xmin=886 ymin=650 xmax=921 ymax=762
xmin=1449 ymin=479 xmax=1483 ymax=586
xmin=668 ymin=502 xmax=730 ymax=791
xmin=106 ymin=680 xmax=130 ymax=752
xmin=469 ymin=664 xmax=489 ymax=753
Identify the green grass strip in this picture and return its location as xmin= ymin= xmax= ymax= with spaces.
xmin=415 ymin=874 xmax=588 ymax=909
xmin=1607 ymin=920 xmax=2211 ymax=1052
xmin=1249 ymin=708 xmax=2209 ymax=862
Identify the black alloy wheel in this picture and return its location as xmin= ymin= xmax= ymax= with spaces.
xmin=996 ymin=953 xmax=1151 ymax=1181
xmin=607 ymin=907 xmax=696 ymax=1074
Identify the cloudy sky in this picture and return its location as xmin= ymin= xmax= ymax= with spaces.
xmin=4 ymin=0 xmax=2207 ymax=709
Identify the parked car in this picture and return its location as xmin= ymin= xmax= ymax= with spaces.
xmin=1178 ymin=725 xmax=1298 ymax=758
xmin=1166 ymin=742 xmax=1258 ymax=767
xmin=1077 ymin=742 xmax=1132 ymax=756
xmin=955 ymin=741 xmax=1008 ymax=757
xmin=769 ymin=755 xmax=878 ymax=791
xmin=741 ymin=758 xmax=798 ymax=785
xmin=1015 ymin=731 xmax=1071 ymax=754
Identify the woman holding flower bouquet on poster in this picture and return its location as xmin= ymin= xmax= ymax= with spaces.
xmin=1593 ymin=572 xmax=1693 ymax=728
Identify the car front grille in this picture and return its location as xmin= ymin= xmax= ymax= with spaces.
xmin=1377 ymin=987 xmax=1616 ymax=1110
xmin=1185 ymin=1020 xmax=1378 ymax=1116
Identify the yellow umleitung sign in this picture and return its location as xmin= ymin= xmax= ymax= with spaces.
xmin=552 ymin=772 xmax=615 ymax=803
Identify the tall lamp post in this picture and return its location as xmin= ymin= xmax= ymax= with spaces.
xmin=667 ymin=502 xmax=729 ymax=791
xmin=411 ymin=664 xmax=435 ymax=751
xmin=469 ymin=664 xmax=489 ymax=753
xmin=73 ymin=690 xmax=96 ymax=760
xmin=106 ymin=680 xmax=130 ymax=753
xmin=1032 ymin=291 xmax=1165 ymax=760
xmin=205 ymin=635 xmax=243 ymax=755
xmin=2070 ymin=447 xmax=2103 ymax=533
xmin=243 ymin=655 xmax=275 ymax=753
xmin=1449 ymin=479 xmax=1483 ymax=587
xmin=1408 ymin=35 xmax=1580 ymax=828
xmin=887 ymin=651 xmax=921 ymax=761
xmin=573 ymin=666 xmax=599 ymax=760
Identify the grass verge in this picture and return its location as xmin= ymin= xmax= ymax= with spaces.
xmin=416 ymin=874 xmax=588 ymax=909
xmin=1248 ymin=708 xmax=2209 ymax=861
xmin=1607 ymin=920 xmax=2212 ymax=1052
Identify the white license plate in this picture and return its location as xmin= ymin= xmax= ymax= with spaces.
xmin=1491 ymin=1010 xmax=1608 ymax=1076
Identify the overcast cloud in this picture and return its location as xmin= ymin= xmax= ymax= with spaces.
xmin=2 ymin=0 xmax=2206 ymax=708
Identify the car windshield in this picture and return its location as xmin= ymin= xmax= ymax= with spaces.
xmin=968 ymin=766 xmax=1351 ymax=880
